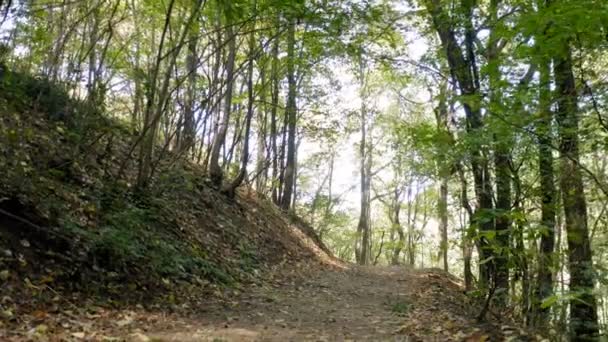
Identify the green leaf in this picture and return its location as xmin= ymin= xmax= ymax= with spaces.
xmin=540 ymin=295 xmax=559 ymax=309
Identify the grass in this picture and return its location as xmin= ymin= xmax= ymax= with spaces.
xmin=389 ymin=299 xmax=410 ymax=316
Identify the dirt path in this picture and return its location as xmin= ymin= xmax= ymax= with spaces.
xmin=5 ymin=265 xmax=538 ymax=341
xmin=150 ymin=266 xmax=415 ymax=341
xmin=131 ymin=266 xmax=508 ymax=341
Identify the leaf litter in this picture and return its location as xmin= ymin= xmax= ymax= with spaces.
xmin=3 ymin=263 xmax=546 ymax=341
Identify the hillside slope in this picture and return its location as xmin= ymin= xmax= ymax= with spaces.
xmin=0 ymin=70 xmax=336 ymax=329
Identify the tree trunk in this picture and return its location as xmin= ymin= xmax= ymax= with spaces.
xmin=180 ymin=0 xmax=199 ymax=154
xmin=513 ymin=169 xmax=530 ymax=323
xmin=291 ymin=137 xmax=301 ymax=209
xmin=438 ymin=178 xmax=449 ymax=272
xmin=318 ymin=153 xmax=335 ymax=239
xmin=553 ymin=38 xmax=599 ymax=339
xmin=355 ymin=52 xmax=371 ymax=265
xmin=223 ymin=3 xmax=256 ymax=197
xmin=87 ymin=1 xmax=99 ymax=104
xmin=255 ymin=63 xmax=268 ymax=193
xmin=270 ymin=17 xmax=280 ymax=204
xmin=391 ymin=187 xmax=404 ymax=265
xmin=424 ymin=0 xmax=495 ymax=286
xmin=487 ymin=0 xmax=510 ymax=305
xmin=136 ymin=0 xmax=177 ymax=190
xmin=434 ymin=80 xmax=450 ymax=273
xmin=132 ymin=5 xmax=143 ymax=134
xmin=531 ymin=58 xmax=557 ymax=327
xmin=406 ymin=185 xmax=415 ymax=266
xmin=208 ymin=13 xmax=236 ymax=186
xmin=493 ymin=127 xmax=511 ymax=305
xmin=280 ymin=17 xmax=297 ymax=210
xmin=202 ymin=15 xmax=223 ymax=172
xmin=457 ymin=165 xmax=475 ymax=291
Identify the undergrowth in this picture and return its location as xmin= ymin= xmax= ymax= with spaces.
xmin=65 ymin=202 xmax=233 ymax=285
xmin=0 ymin=70 xmax=246 ymax=295
xmin=0 ymin=69 xmax=328 ymax=308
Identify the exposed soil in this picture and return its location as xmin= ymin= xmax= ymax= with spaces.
xmin=2 ymin=263 xmax=543 ymax=341
xmin=147 ymin=265 xmax=414 ymax=341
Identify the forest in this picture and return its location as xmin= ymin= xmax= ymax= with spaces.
xmin=0 ymin=0 xmax=607 ymax=340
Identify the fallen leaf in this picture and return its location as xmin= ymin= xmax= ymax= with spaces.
xmin=32 ymin=310 xmax=48 ymax=320
xmin=116 ymin=316 xmax=134 ymax=327
xmin=71 ymin=332 xmax=86 ymax=339
xmin=129 ymin=332 xmax=151 ymax=342
xmin=35 ymin=324 xmax=48 ymax=334
xmin=1 ymin=309 xmax=14 ymax=320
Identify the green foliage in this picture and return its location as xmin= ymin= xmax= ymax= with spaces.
xmin=0 ymin=70 xmax=108 ymax=138
xmin=66 ymin=204 xmax=233 ymax=285
xmin=0 ymin=71 xmax=69 ymax=118
xmin=540 ymin=295 xmax=559 ymax=309
xmin=387 ymin=298 xmax=410 ymax=316
xmin=0 ymin=43 xmax=9 ymax=65
xmin=323 ymin=225 xmax=358 ymax=262
xmin=237 ymin=241 xmax=260 ymax=273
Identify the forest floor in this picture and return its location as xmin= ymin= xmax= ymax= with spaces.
xmin=4 ymin=262 xmax=541 ymax=341
xmin=138 ymin=265 xmax=497 ymax=342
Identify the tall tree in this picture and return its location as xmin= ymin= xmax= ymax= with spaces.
xmin=434 ymin=80 xmax=450 ymax=272
xmin=355 ymin=51 xmax=372 ymax=265
xmin=486 ymin=0 xmax=511 ymax=305
xmin=552 ymin=15 xmax=599 ymax=338
xmin=208 ymin=3 xmax=237 ymax=187
xmin=424 ymin=0 xmax=495 ymax=288
xmin=179 ymin=0 xmax=201 ymax=154
xmin=531 ymin=54 xmax=557 ymax=327
xmin=223 ymin=0 xmax=257 ymax=197
xmin=136 ymin=0 xmax=178 ymax=190
xmin=281 ymin=15 xmax=298 ymax=210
